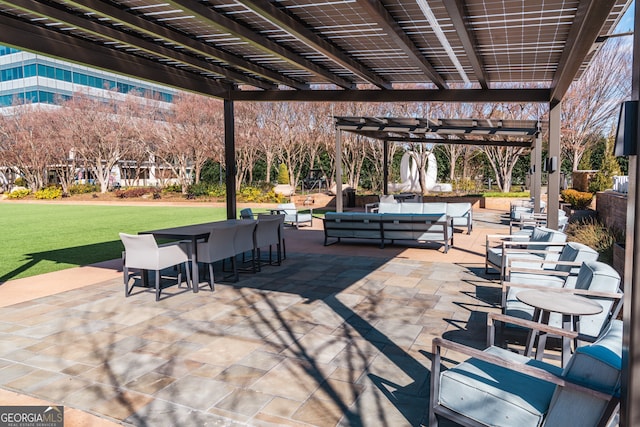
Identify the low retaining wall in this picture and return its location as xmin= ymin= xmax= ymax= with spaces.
xmin=595 ymin=191 xmax=627 ymax=235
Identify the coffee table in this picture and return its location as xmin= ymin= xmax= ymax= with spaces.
xmin=516 ymin=289 xmax=603 ymax=367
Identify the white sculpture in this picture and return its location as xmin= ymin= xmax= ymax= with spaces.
xmin=389 ymin=150 xmax=450 ymax=193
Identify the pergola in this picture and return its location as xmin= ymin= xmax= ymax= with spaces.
xmin=1 ymin=0 xmax=639 ymax=423
xmin=333 ymin=116 xmax=543 ymax=209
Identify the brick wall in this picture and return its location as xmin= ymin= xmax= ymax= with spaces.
xmin=595 ymin=191 xmax=627 ymax=236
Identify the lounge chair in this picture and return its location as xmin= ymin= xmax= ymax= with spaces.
xmin=502 ymin=242 xmax=599 ymax=308
xmin=429 ymin=316 xmax=623 ymax=427
xmin=276 ymin=203 xmax=313 ymax=228
xmin=485 ymin=226 xmax=567 ymax=278
xmin=502 ymin=260 xmax=623 ymax=344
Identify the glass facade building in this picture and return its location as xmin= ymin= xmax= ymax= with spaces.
xmin=0 ymin=46 xmax=176 ymax=107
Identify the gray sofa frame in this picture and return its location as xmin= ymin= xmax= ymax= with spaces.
xmin=323 ymin=212 xmax=454 ymax=252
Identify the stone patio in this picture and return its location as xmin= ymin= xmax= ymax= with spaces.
xmin=0 ymin=210 xmax=511 ymax=426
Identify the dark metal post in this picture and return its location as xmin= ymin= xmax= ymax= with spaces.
xmin=547 ymin=107 xmax=560 ymax=229
xmin=621 ymin=5 xmax=640 ymax=425
xmin=383 ymin=140 xmax=389 ymax=195
xmin=224 ymin=99 xmax=236 ymax=220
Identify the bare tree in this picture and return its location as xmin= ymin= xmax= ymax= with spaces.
xmin=236 ymin=102 xmax=264 ymax=186
xmin=562 ymin=37 xmax=631 ymax=170
xmin=61 ymin=92 xmax=138 ymax=193
xmin=170 ymin=94 xmax=224 ymax=184
xmin=41 ymin=105 xmax=78 ymax=195
xmin=0 ymin=104 xmax=52 ymax=191
xmin=477 ymin=103 xmax=537 ymax=192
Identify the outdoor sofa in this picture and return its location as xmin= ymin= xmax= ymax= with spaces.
xmin=323 ymin=211 xmax=454 ymax=252
xmin=374 ymin=201 xmax=473 ymax=234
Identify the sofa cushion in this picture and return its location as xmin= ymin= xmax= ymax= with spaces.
xmin=446 ymin=202 xmax=471 ymax=217
xmin=378 ymin=202 xmax=402 ymax=213
xmin=422 ymin=202 xmax=447 ymax=214
xmin=399 ymin=203 xmax=424 ymax=214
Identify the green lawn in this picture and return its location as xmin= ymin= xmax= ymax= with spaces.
xmin=0 ymin=203 xmax=241 ymax=282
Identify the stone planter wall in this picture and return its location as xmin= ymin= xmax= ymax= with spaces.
xmin=595 ymin=191 xmax=627 ymax=235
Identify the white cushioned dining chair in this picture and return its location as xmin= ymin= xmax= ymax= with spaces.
xmin=196 ymin=223 xmax=238 ymax=289
xmin=255 ymin=214 xmax=284 ymax=269
xmin=233 ymin=219 xmax=258 ymax=273
xmin=119 ymin=232 xmax=191 ymax=301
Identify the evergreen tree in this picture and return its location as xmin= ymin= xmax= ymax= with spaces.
xmin=277 ymin=163 xmax=289 ymax=185
xmin=589 ymin=137 xmax=621 ymax=192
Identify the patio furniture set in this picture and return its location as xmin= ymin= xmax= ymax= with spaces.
xmin=322 ymin=201 xmax=472 ymax=252
xmin=119 ymin=214 xmax=285 ymax=301
xmin=118 ymin=200 xmax=624 ymax=425
xmin=428 ymin=223 xmax=624 ymax=426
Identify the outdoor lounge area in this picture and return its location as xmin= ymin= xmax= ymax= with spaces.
xmin=0 ymin=0 xmax=636 ymax=423
xmin=1 ymin=208 xmax=521 ymax=426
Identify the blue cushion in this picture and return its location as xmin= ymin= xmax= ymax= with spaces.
xmin=543 ymin=320 xmax=622 ymax=426
xmin=439 ymin=346 xmax=562 ymax=427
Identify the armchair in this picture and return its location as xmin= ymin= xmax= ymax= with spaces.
xmin=485 ymin=226 xmax=567 ymax=278
xmin=276 ymin=202 xmax=313 ymax=228
xmin=119 ymin=233 xmax=191 ymax=301
xmin=503 ymin=260 xmax=622 ymax=343
xmin=429 ymin=316 xmax=622 ymax=427
xmin=502 ymin=242 xmax=599 ymax=307
xmin=239 ymin=208 xmax=257 ymax=219
xmin=510 ymin=210 xmax=568 ymax=235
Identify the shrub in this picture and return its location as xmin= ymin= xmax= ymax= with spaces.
xmin=114 ymin=187 xmax=159 ymax=198
xmin=7 ymin=188 xmax=30 ymax=199
xmin=69 ymin=183 xmax=99 ymax=194
xmin=236 ymin=186 xmax=285 ymax=203
xmin=162 ymin=183 xmax=182 ymax=194
xmin=561 ymin=188 xmax=594 ymax=209
xmin=35 ymin=186 xmax=63 ymax=200
xmin=452 ymin=178 xmax=477 ymax=193
xmin=277 ymin=164 xmax=289 ymax=184
xmin=14 ymin=177 xmax=25 ymax=187
xmin=482 ymin=191 xmax=530 ymax=198
xmin=589 ymin=137 xmax=621 ymax=193
xmin=565 ymin=218 xmax=622 ymax=265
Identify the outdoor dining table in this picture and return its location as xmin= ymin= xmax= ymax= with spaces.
xmin=141 ymin=220 xmax=240 ymax=292
xmin=517 ymin=289 xmax=603 ymax=367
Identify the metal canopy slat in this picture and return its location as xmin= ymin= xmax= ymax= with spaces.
xmin=0 ymin=0 xmax=629 ymax=99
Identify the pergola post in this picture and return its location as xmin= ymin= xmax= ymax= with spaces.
xmin=224 ymin=99 xmax=236 ymax=220
xmin=621 ymin=4 xmax=640 ymax=424
xmin=335 ymin=127 xmax=343 ymax=212
xmin=383 ymin=140 xmax=389 ymax=195
xmin=532 ymin=131 xmax=542 ymax=212
xmin=547 ymin=103 xmax=561 ymax=230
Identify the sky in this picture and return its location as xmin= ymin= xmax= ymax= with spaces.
xmin=616 ymin=0 xmax=635 ymax=33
